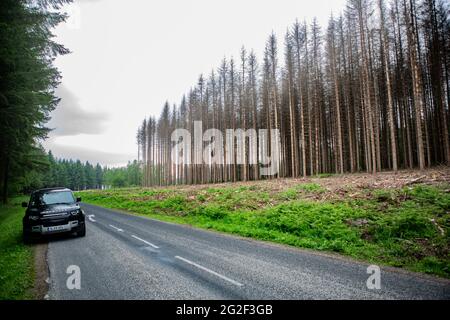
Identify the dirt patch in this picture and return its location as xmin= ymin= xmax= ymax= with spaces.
xmin=29 ymin=243 xmax=49 ymax=300
xmin=137 ymin=166 xmax=450 ymax=192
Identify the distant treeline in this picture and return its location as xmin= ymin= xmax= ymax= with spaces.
xmin=34 ymin=152 xmax=143 ymax=192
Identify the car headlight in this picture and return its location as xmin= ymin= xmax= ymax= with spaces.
xmin=70 ymin=210 xmax=80 ymax=216
xmin=29 ymin=215 xmax=39 ymax=221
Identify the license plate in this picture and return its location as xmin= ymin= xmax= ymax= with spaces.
xmin=46 ymin=225 xmax=68 ymax=232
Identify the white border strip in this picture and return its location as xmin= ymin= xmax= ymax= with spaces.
xmin=131 ymin=235 xmax=159 ymax=249
xmin=175 ymin=256 xmax=243 ymax=287
xmin=109 ymin=224 xmax=124 ymax=232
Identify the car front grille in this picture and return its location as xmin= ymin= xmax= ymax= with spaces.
xmin=42 ymin=218 xmax=72 ymax=227
xmin=41 ymin=212 xmax=70 ymax=219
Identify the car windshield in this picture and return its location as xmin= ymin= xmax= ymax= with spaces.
xmin=32 ymin=191 xmax=76 ymax=206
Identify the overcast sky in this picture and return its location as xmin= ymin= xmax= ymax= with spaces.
xmin=43 ymin=0 xmax=347 ymax=167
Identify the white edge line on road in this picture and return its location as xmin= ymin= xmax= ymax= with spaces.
xmin=131 ymin=235 xmax=159 ymax=249
xmin=109 ymin=224 xmax=124 ymax=232
xmin=175 ymin=256 xmax=243 ymax=287
xmin=88 ymin=215 xmax=96 ymax=222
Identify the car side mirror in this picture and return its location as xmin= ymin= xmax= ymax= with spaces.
xmin=76 ymin=197 xmax=82 ymax=203
xmin=22 ymin=202 xmax=28 ymax=208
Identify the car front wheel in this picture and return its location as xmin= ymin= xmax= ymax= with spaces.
xmin=23 ymin=231 xmax=33 ymax=244
xmin=77 ymin=224 xmax=86 ymax=237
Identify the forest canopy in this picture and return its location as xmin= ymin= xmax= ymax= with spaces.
xmin=0 ymin=0 xmax=72 ymax=202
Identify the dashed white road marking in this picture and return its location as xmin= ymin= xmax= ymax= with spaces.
xmin=88 ymin=215 xmax=96 ymax=222
xmin=175 ymin=256 xmax=243 ymax=287
xmin=131 ymin=235 xmax=159 ymax=249
xmin=109 ymin=224 xmax=124 ymax=232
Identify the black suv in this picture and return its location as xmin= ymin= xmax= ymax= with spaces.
xmin=22 ymin=188 xmax=86 ymax=243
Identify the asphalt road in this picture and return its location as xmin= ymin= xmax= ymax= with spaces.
xmin=46 ymin=203 xmax=450 ymax=300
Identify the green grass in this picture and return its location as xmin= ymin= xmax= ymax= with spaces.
xmin=0 ymin=197 xmax=34 ymax=300
xmin=78 ymin=183 xmax=450 ymax=278
xmin=279 ymin=183 xmax=326 ymax=200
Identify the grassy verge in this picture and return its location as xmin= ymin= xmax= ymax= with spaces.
xmin=78 ymin=182 xmax=450 ymax=278
xmin=0 ymin=197 xmax=34 ymax=300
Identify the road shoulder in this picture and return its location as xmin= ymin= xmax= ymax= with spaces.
xmin=29 ymin=243 xmax=49 ymax=300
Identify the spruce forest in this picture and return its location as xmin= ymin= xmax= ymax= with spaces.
xmin=137 ymin=0 xmax=450 ymax=186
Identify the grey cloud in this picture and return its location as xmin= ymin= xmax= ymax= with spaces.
xmin=45 ymin=141 xmax=134 ymax=167
xmin=48 ymin=85 xmax=109 ymax=137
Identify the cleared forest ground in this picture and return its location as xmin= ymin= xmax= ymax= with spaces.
xmin=78 ymin=167 xmax=450 ymax=278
